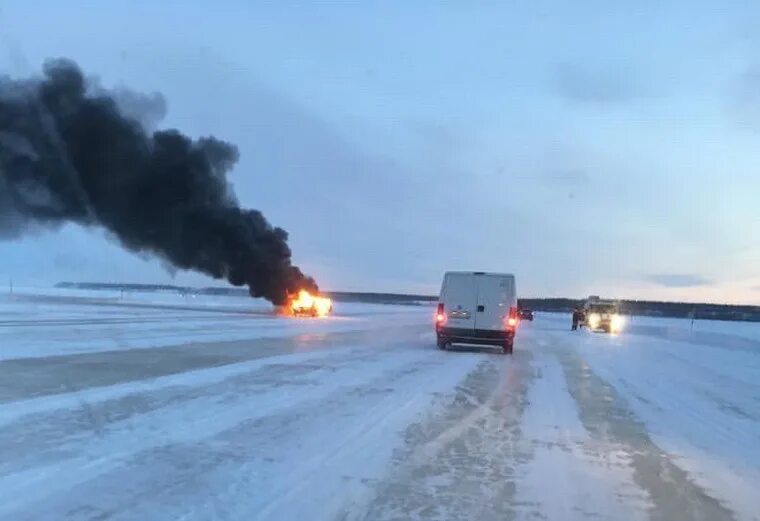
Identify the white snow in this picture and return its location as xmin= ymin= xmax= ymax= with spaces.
xmin=0 ymin=329 xmax=482 ymax=520
xmin=0 ymin=344 xmax=369 ymax=426
xmin=555 ymin=312 xmax=760 ymax=521
xmin=0 ymin=287 xmax=432 ymax=360
xmin=515 ymin=348 xmax=651 ymax=521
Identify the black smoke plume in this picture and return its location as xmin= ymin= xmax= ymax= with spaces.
xmin=0 ymin=58 xmax=317 ymax=304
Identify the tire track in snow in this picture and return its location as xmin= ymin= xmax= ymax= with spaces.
xmin=0 ymin=339 xmax=431 ymax=499
xmin=513 ymin=348 xmax=651 ymax=521
xmin=0 ymin=324 xmax=426 ymax=401
xmin=2 ymin=342 xmax=484 ymax=521
xmin=563 ymin=330 xmax=760 ymax=521
xmin=358 ymin=351 xmax=534 ymax=521
xmin=552 ymin=339 xmax=736 ymax=521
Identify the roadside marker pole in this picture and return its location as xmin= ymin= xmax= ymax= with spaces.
xmin=690 ymin=307 xmax=696 ymax=331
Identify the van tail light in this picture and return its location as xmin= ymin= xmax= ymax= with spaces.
xmin=435 ymin=303 xmax=446 ymax=325
xmin=506 ymin=306 xmax=518 ymax=328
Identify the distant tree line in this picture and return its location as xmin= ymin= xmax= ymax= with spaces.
xmin=517 ymin=298 xmax=760 ymax=322
xmin=56 ymin=283 xmax=760 ymax=322
xmin=55 ymin=282 xmax=436 ymax=305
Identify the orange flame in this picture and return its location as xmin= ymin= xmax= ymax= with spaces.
xmin=288 ymin=289 xmax=333 ymax=317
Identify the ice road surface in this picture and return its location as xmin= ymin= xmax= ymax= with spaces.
xmin=1 ymin=288 xmax=759 ymax=520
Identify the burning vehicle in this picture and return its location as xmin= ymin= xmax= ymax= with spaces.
xmin=288 ymin=290 xmax=333 ymax=317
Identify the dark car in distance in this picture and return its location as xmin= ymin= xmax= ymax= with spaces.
xmin=519 ymin=309 xmax=534 ymax=321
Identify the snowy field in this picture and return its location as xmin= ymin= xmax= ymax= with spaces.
xmin=0 ymin=287 xmax=429 ymax=360
xmin=1 ymin=289 xmax=759 ymax=520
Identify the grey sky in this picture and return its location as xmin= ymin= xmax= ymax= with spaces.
xmin=645 ymin=274 xmax=713 ymax=288
xmin=1 ymin=1 xmax=759 ymax=303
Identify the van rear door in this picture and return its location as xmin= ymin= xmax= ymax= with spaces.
xmin=441 ymin=273 xmax=477 ymax=331
xmin=474 ymin=274 xmax=515 ymax=331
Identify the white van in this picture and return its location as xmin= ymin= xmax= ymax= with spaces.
xmin=435 ymin=271 xmax=518 ymax=354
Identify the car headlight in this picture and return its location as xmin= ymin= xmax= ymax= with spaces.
xmin=588 ymin=313 xmax=601 ymax=327
xmin=610 ymin=314 xmax=625 ymax=331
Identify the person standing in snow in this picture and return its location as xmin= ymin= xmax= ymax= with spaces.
xmin=571 ymin=308 xmax=580 ymax=330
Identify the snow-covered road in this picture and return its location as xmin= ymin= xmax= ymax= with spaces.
xmin=1 ymin=289 xmax=759 ymax=520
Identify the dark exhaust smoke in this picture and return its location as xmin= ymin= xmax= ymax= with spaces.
xmin=0 ymin=58 xmax=317 ymax=304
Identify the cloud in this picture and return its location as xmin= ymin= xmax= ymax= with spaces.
xmin=554 ymin=63 xmax=639 ymax=103
xmin=645 ymin=274 xmax=712 ymax=288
